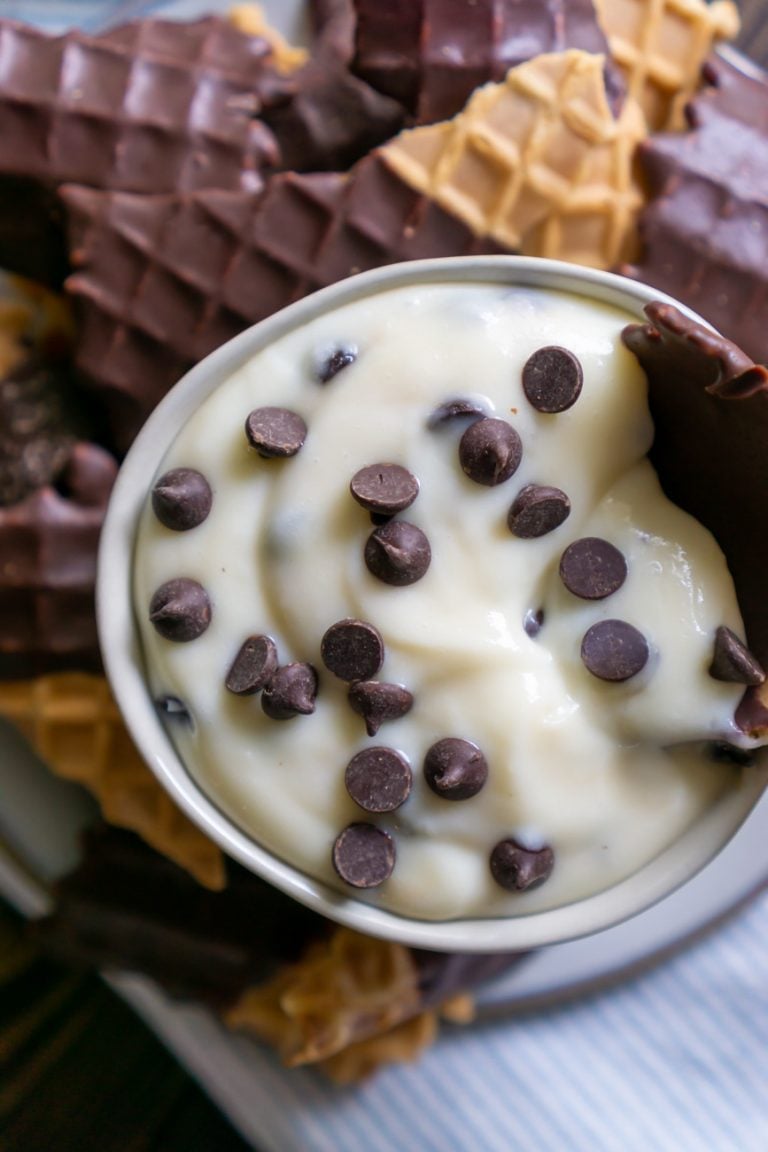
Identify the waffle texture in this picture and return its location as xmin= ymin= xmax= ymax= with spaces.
xmin=0 ymin=674 xmax=226 ymax=888
xmin=383 ymin=50 xmax=646 ymax=268
xmin=594 ymin=0 xmax=739 ymax=130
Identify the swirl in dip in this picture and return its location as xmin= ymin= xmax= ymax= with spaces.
xmin=133 ymin=281 xmax=762 ymax=920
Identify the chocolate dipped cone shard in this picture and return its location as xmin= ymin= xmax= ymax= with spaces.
xmin=381 ymin=50 xmax=646 ymax=269
xmin=34 ymin=826 xmax=325 ymax=1004
xmin=593 ymin=0 xmax=739 ymax=132
xmin=61 ymin=159 xmax=501 ymax=451
xmin=351 ymin=0 xmax=618 ymax=123
xmin=626 ymin=55 xmax=768 ymax=368
xmin=228 ymin=4 xmax=309 ymax=73
xmin=622 ymin=303 xmax=768 ymax=734
xmin=0 ymin=674 xmax=226 ymax=888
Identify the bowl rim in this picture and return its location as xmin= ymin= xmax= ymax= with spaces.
xmin=97 ymin=254 xmax=768 ymax=952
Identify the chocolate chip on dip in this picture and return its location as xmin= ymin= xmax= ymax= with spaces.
xmin=332 ymin=823 xmax=396 ymax=888
xmin=149 ymin=578 xmax=211 ymax=642
xmin=345 ymin=747 xmax=412 ymax=813
xmin=559 ymin=538 xmax=627 ymax=600
xmin=350 ymin=463 xmax=419 ymax=515
xmin=321 ymin=619 xmax=384 ymax=681
xmin=522 ymin=346 xmax=583 ymax=413
xmin=152 ymin=468 xmax=212 ymax=531
xmin=245 ymin=407 xmax=307 ymax=458
xmin=490 ymin=839 xmax=555 ymax=892
xmin=458 ymin=417 xmax=522 ymax=486
xmin=364 ymin=520 xmax=431 ymax=586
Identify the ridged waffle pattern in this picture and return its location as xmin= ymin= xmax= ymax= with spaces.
xmin=62 ymin=158 xmax=502 ymax=451
xmin=594 ymin=0 xmax=739 ymax=130
xmin=0 ymin=674 xmax=225 ymax=889
xmin=352 ymin=0 xmax=614 ymax=123
xmin=0 ymin=16 xmax=280 ymax=195
xmin=382 ymin=50 xmax=646 ymax=269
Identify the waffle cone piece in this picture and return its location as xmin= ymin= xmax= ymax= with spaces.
xmin=594 ymin=0 xmax=739 ymax=131
xmin=0 ymin=674 xmax=225 ymax=889
xmin=382 ymin=49 xmax=647 ymax=268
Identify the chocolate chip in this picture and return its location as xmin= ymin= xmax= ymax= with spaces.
xmin=350 ymin=463 xmax=419 ymax=515
xmin=708 ymin=741 xmax=756 ymax=767
xmin=522 ymin=346 xmax=583 ymax=413
xmin=317 ymin=346 xmax=357 ymax=383
xmin=261 ymin=662 xmax=318 ymax=719
xmin=459 ymin=418 xmax=522 ymax=486
xmin=332 ymin=823 xmax=395 ymax=888
xmin=709 ymin=626 xmax=766 ymax=686
xmin=348 ymin=680 xmax=414 ymax=736
xmin=523 ymin=609 xmax=544 ymax=638
xmin=225 ymin=634 xmax=278 ymax=695
xmin=155 ymin=695 xmax=193 ymax=727
xmin=345 ymin=747 xmax=412 ymax=813
xmin=507 ymin=484 xmax=571 ymax=538
xmin=581 ymin=620 xmax=649 ymax=682
xmin=427 ymin=398 xmax=487 ymax=429
xmin=490 ymin=839 xmax=554 ymax=891
xmin=321 ymin=619 xmax=384 ymax=681
xmin=149 ymin=578 xmax=211 ymax=642
xmin=423 ymin=738 xmax=488 ymax=801
xmin=151 ymin=468 xmax=212 ymax=532
xmin=559 ymin=538 xmax=627 ymax=600
xmin=245 ymin=407 xmax=307 ymax=458
xmin=364 ymin=521 xmax=431 ymax=586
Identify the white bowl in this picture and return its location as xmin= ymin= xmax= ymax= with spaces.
xmin=98 ymin=256 xmax=768 ymax=953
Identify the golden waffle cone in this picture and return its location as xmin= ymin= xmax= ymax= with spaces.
xmin=595 ymin=0 xmax=739 ymax=131
xmin=382 ymin=50 xmax=647 ymax=270
xmin=0 ymin=674 xmax=225 ymax=890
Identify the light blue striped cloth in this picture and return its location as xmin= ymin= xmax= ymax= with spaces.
xmin=127 ymin=888 xmax=768 ymax=1152
xmin=7 ymin=2 xmax=768 ymax=1148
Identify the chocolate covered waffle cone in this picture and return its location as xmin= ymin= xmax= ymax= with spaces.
xmin=0 ymin=15 xmax=284 ymax=284
xmin=351 ymin=0 xmax=619 ymax=123
xmin=594 ymin=0 xmax=739 ymax=130
xmin=383 ymin=49 xmax=646 ymax=267
xmin=0 ymin=674 xmax=226 ymax=889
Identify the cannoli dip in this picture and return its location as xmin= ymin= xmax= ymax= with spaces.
xmin=133 ymin=281 xmax=764 ymax=920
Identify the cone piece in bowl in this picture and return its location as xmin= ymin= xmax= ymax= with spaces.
xmin=626 ymin=54 xmax=768 ymax=367
xmin=0 ymin=674 xmax=226 ymax=888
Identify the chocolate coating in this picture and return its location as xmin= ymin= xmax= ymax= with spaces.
xmin=459 ymin=417 xmax=522 ymax=486
xmin=348 ymin=680 xmax=414 ymax=736
xmin=152 ymin=468 xmax=212 ymax=531
xmin=581 ymin=620 xmax=649 ymax=682
xmin=560 ymin=538 xmax=627 ymax=601
xmin=261 ymin=662 xmax=318 ymax=719
xmin=507 ymin=484 xmax=571 ymax=538
xmin=522 ymin=346 xmax=583 ymax=413
xmin=345 ymin=747 xmax=412 ymax=813
xmin=424 ymin=738 xmax=488 ymax=801
xmin=149 ymin=578 xmax=211 ymax=643
xmin=709 ymin=626 xmax=765 ymax=686
xmin=350 ymin=463 xmax=419 ymax=515
xmin=364 ymin=520 xmax=432 ymax=586
xmin=225 ymin=634 xmax=279 ymax=696
xmin=490 ymin=838 xmax=554 ymax=892
xmin=321 ymin=619 xmax=384 ymax=681
xmin=332 ymin=823 xmax=395 ymax=888
xmin=245 ymin=407 xmax=307 ymax=458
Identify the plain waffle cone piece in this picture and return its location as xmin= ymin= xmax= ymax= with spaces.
xmin=594 ymin=0 xmax=739 ymax=131
xmin=0 ymin=674 xmax=225 ymax=890
xmin=382 ymin=50 xmax=647 ymax=269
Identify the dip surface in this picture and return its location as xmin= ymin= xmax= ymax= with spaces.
xmin=134 ymin=282 xmax=751 ymax=919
